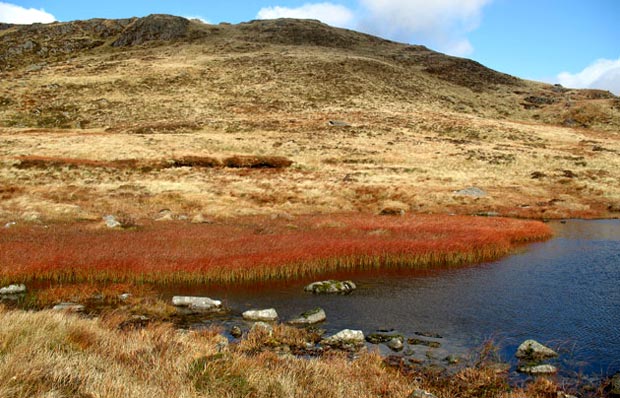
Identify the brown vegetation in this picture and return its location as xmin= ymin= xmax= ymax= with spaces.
xmin=0 ymin=214 xmax=552 ymax=286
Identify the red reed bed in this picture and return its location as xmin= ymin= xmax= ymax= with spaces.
xmin=0 ymin=214 xmax=552 ymax=285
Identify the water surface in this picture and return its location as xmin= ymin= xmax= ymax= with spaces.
xmin=169 ymin=220 xmax=620 ymax=377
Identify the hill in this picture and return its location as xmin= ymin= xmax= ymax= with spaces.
xmin=0 ymin=14 xmax=619 ymax=222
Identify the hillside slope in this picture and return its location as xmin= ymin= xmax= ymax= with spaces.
xmin=0 ymin=15 xmax=619 ymax=222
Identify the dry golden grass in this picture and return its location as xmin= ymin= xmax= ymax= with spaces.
xmin=0 ymin=18 xmax=619 ymax=223
xmin=0 ymin=306 xmax=571 ymax=398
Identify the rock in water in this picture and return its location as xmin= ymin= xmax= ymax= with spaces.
xmin=0 ymin=284 xmax=26 ymax=295
xmin=172 ymin=296 xmax=222 ymax=311
xmin=322 ymin=329 xmax=365 ymax=347
xmin=304 ymin=280 xmax=356 ymax=294
xmin=288 ymin=308 xmax=326 ymax=325
xmin=517 ymin=364 xmax=558 ymax=374
xmin=242 ymin=308 xmax=278 ymax=321
xmin=516 ymin=339 xmax=558 ymax=360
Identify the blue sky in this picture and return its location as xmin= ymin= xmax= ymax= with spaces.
xmin=1 ymin=1 xmax=619 ymax=94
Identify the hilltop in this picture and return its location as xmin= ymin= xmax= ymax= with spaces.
xmin=0 ymin=14 xmax=619 ymax=222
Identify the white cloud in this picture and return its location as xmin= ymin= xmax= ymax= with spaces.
xmin=184 ymin=16 xmax=211 ymax=24
xmin=256 ymin=2 xmax=354 ymax=28
xmin=256 ymin=0 xmax=491 ymax=56
xmin=557 ymin=58 xmax=620 ymax=95
xmin=357 ymin=0 xmax=493 ymax=56
xmin=0 ymin=2 xmax=56 ymax=24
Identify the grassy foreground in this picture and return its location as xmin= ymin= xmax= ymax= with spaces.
xmin=0 ymin=306 xmax=569 ymax=398
xmin=0 ymin=213 xmax=552 ymax=286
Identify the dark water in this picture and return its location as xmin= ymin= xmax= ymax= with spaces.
xmin=169 ymin=220 xmax=620 ymax=377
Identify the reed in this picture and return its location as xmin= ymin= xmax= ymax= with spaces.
xmin=0 ymin=214 xmax=552 ymax=286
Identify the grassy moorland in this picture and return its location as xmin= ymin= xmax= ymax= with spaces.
xmin=0 ymin=14 xmax=615 ymax=398
xmin=0 ymin=306 xmax=574 ymax=398
xmin=1 ymin=214 xmax=551 ymax=286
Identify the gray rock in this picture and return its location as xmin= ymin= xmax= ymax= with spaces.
xmin=172 ymin=296 xmax=222 ymax=311
xmin=387 ymin=337 xmax=404 ymax=352
xmin=517 ymin=364 xmax=558 ymax=374
xmin=304 ymin=280 xmax=356 ymax=295
xmin=103 ymin=215 xmax=121 ymax=228
xmin=408 ymin=389 xmax=438 ymax=398
xmin=516 ymin=339 xmax=558 ymax=360
xmin=454 ymin=187 xmax=487 ymax=197
xmin=118 ymin=293 xmax=132 ymax=301
xmin=288 ymin=308 xmax=326 ymax=325
xmin=52 ymin=302 xmax=85 ymax=312
xmin=243 ymin=308 xmax=278 ymax=321
xmin=4 ymin=221 xmax=16 ymax=229
xmin=323 ymin=329 xmax=365 ymax=346
xmin=327 ymin=120 xmax=351 ymax=127
xmin=0 ymin=284 xmax=26 ymax=295
xmin=557 ymin=393 xmax=578 ymax=398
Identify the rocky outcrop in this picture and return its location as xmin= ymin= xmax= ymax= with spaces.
xmin=515 ymin=339 xmax=558 ymax=361
xmin=172 ymin=296 xmax=222 ymax=311
xmin=112 ymin=14 xmax=191 ymax=47
xmin=242 ymin=308 xmax=278 ymax=322
xmin=288 ymin=308 xmax=326 ymax=325
xmin=304 ymin=280 xmax=356 ymax=294
xmin=0 ymin=284 xmax=26 ymax=295
xmin=408 ymin=389 xmax=438 ymax=398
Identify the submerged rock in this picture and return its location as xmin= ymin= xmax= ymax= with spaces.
xmin=386 ymin=337 xmax=405 ymax=352
xmin=516 ymin=339 xmax=558 ymax=360
xmin=322 ymin=329 xmax=365 ymax=347
xmin=407 ymin=338 xmax=441 ymax=348
xmin=172 ymin=296 xmax=222 ymax=311
xmin=304 ymin=280 xmax=356 ymax=295
xmin=0 ymin=284 xmax=26 ymax=295
xmin=288 ymin=308 xmax=326 ymax=325
xmin=366 ymin=331 xmax=403 ymax=345
xmin=52 ymin=302 xmax=85 ymax=312
xmin=243 ymin=308 xmax=278 ymax=322
xmin=517 ymin=364 xmax=558 ymax=374
xmin=230 ymin=326 xmax=243 ymax=338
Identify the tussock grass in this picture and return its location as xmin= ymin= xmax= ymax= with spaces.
xmin=0 ymin=306 xmax=566 ymax=398
xmin=0 ymin=213 xmax=552 ymax=286
xmin=0 ymin=307 xmax=415 ymax=398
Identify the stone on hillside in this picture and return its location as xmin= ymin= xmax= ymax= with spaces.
xmin=379 ymin=201 xmax=408 ymax=216
xmin=172 ymin=296 xmax=222 ymax=311
xmin=52 ymin=302 xmax=85 ymax=312
xmin=112 ymin=14 xmax=191 ymax=47
xmin=322 ymin=329 xmax=365 ymax=347
xmin=304 ymin=280 xmax=356 ymax=295
xmin=454 ymin=187 xmax=487 ymax=197
xmin=288 ymin=308 xmax=326 ymax=325
xmin=0 ymin=284 xmax=26 ymax=295
xmin=517 ymin=364 xmax=558 ymax=375
xmin=516 ymin=339 xmax=558 ymax=360
xmin=242 ymin=308 xmax=278 ymax=322
xmin=103 ymin=215 xmax=121 ymax=228
xmin=327 ymin=120 xmax=351 ymax=127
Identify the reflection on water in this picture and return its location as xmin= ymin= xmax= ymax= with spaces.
xmin=167 ymin=219 xmax=620 ymax=376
